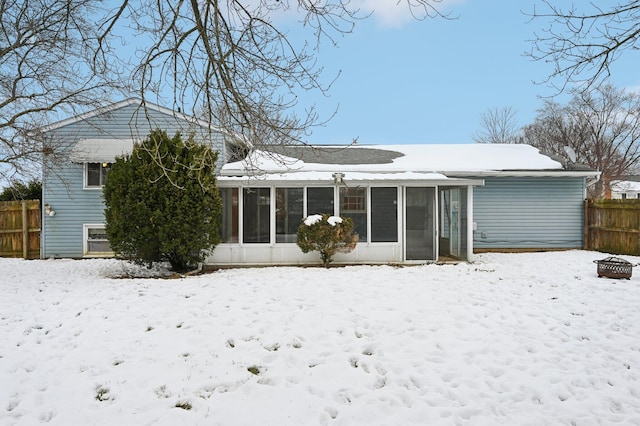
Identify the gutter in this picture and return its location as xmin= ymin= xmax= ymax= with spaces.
xmin=586 ymin=171 xmax=601 ymax=189
xmin=448 ymin=170 xmax=600 ymax=178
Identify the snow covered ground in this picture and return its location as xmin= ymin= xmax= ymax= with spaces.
xmin=1 ymin=251 xmax=640 ymax=426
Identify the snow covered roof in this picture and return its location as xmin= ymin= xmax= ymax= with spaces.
xmin=69 ymin=138 xmax=135 ymax=163
xmin=221 ymin=144 xmax=599 ymax=178
xmin=612 ymin=179 xmax=640 ymax=192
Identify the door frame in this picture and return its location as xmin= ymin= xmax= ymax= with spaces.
xmin=403 ymin=186 xmax=437 ymax=262
xmin=439 ymin=187 xmax=462 ymax=259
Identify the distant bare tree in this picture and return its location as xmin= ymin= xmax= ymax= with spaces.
xmin=473 ymin=106 xmax=522 ymax=144
xmin=529 ymin=0 xmax=640 ymax=92
xmin=0 ymin=0 xmax=123 ymax=182
xmin=522 ymin=85 xmax=640 ymax=198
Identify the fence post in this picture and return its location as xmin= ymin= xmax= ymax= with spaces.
xmin=583 ymin=199 xmax=589 ymax=250
xmin=22 ymin=200 xmax=28 ymax=259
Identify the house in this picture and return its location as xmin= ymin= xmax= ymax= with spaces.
xmin=40 ymin=98 xmax=236 ymax=259
xmin=210 ymin=144 xmax=599 ymax=265
xmin=611 ymin=176 xmax=640 ymax=199
xmin=40 ymin=100 xmax=600 ymax=265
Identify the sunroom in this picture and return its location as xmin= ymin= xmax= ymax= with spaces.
xmin=206 ymin=147 xmax=483 ymax=266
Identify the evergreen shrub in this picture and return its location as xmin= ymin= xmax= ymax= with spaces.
xmin=103 ymin=130 xmax=222 ymax=272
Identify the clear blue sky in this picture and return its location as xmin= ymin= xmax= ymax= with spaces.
xmin=292 ymin=0 xmax=640 ymax=145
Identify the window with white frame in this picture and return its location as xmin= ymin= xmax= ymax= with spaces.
xmin=217 ymin=185 xmax=400 ymax=245
xmin=307 ymin=187 xmax=334 ymax=216
xmin=340 ymin=187 xmax=367 ymax=241
xmin=243 ymin=188 xmax=270 ymax=243
xmin=219 ymin=188 xmax=239 ymax=243
xmin=370 ymin=187 xmax=398 ymax=242
xmin=84 ymin=225 xmax=112 ymax=255
xmin=85 ymin=162 xmax=111 ymax=187
xmin=276 ymin=188 xmax=303 ymax=243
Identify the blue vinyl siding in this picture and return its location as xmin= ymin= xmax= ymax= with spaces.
xmin=42 ymin=101 xmax=229 ymax=258
xmin=42 ymin=163 xmax=104 ymax=257
xmin=473 ymin=177 xmax=586 ymax=249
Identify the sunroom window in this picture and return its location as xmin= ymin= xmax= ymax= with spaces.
xmin=219 ymin=188 xmax=239 ymax=243
xmin=370 ymin=187 xmax=398 ymax=242
xmin=276 ymin=188 xmax=303 ymax=243
xmin=243 ymin=188 xmax=270 ymax=243
xmin=340 ymin=187 xmax=367 ymax=241
xmin=307 ymin=187 xmax=334 ymax=216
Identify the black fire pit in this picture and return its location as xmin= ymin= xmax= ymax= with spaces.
xmin=593 ymin=257 xmax=636 ymax=279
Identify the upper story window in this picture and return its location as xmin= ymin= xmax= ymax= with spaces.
xmin=86 ymin=162 xmax=111 ymax=188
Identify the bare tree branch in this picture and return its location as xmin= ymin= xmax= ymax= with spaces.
xmin=100 ymin=0 xmax=447 ymax=150
xmin=522 ymin=85 xmax=640 ymax=197
xmin=0 ymin=0 xmax=125 ymax=181
xmin=2 ymin=0 xmax=447 ymax=183
xmin=528 ymin=0 xmax=640 ymax=93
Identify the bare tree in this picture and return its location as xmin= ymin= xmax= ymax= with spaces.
xmin=0 ymin=0 xmax=124 ymax=182
xmin=473 ymin=106 xmax=522 ymax=144
xmin=529 ymin=0 xmax=640 ymax=92
xmin=100 ymin=0 xmax=448 ymax=149
xmin=1 ymin=0 xmax=448 ymax=182
xmin=522 ymin=85 xmax=640 ymax=198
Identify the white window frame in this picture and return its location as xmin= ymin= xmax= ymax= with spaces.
xmin=83 ymin=162 xmax=111 ymax=189
xmin=83 ymin=224 xmax=113 ymax=257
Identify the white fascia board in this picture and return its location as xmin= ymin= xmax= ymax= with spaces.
xmin=447 ymin=170 xmax=601 ymax=178
xmin=217 ymin=174 xmax=484 ymax=188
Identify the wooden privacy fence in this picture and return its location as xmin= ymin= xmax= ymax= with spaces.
xmin=0 ymin=200 xmax=41 ymax=259
xmin=584 ymin=199 xmax=640 ymax=256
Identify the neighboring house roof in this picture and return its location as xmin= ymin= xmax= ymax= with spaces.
xmin=221 ymin=144 xmax=599 ymax=178
xmin=612 ymin=179 xmax=640 ymax=193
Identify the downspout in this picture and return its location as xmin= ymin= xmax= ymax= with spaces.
xmin=585 ymin=172 xmax=601 ymax=198
xmin=467 ymin=185 xmax=474 ymax=262
xmin=41 ymin=160 xmax=46 ymax=259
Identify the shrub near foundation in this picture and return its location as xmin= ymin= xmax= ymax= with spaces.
xmin=103 ymin=130 xmax=221 ymax=273
xmin=297 ymin=214 xmax=358 ymax=267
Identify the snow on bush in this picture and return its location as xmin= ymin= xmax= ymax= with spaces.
xmin=303 ymin=214 xmax=323 ymax=226
xmin=327 ymin=216 xmax=343 ymax=226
